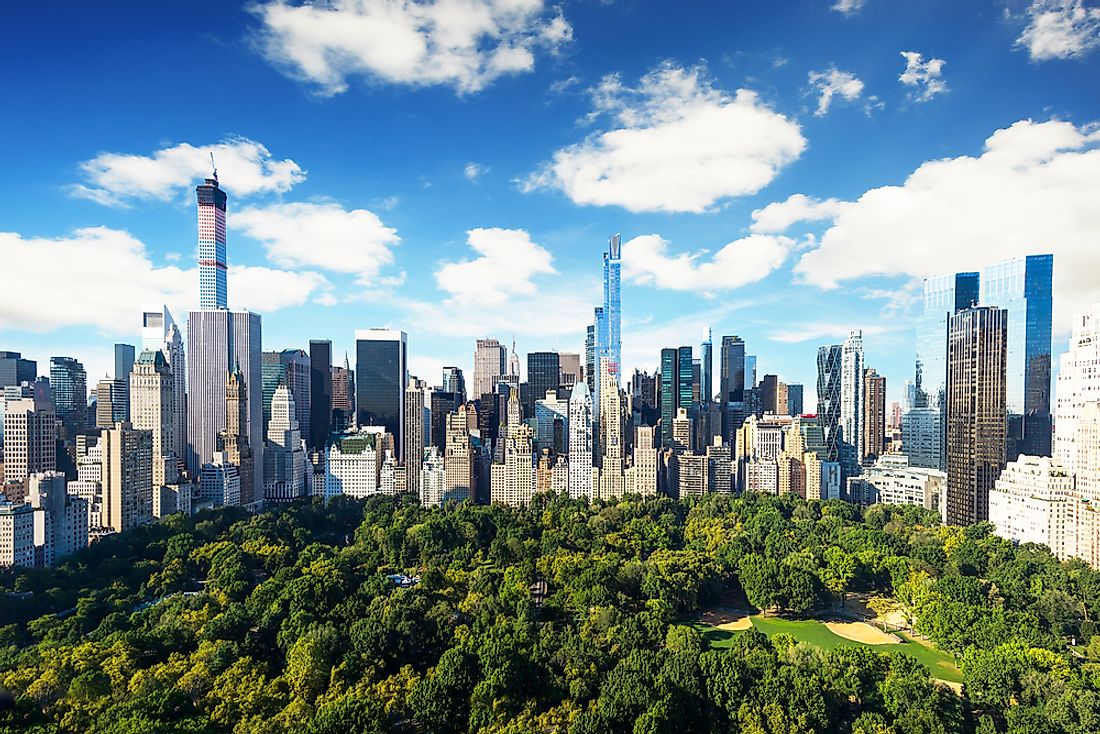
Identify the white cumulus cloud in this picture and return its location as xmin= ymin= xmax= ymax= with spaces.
xmin=807 ymin=66 xmax=865 ymax=116
xmin=621 ymin=233 xmax=795 ymax=292
xmin=832 ymin=0 xmax=867 ymax=15
xmin=235 ymin=201 xmax=400 ymax=286
xmin=750 ymin=194 xmax=852 ymax=234
xmin=252 ymin=0 xmax=572 ymax=95
xmin=1017 ymin=0 xmax=1100 ymax=60
xmin=523 ymin=63 xmax=806 ymax=213
xmin=899 ymin=51 xmax=948 ymax=101
xmin=0 ymin=227 xmax=331 ymax=333
xmin=464 ymin=162 xmax=488 ymax=181
xmin=71 ymin=137 xmax=305 ymax=206
xmin=793 ymin=118 xmax=1100 ymax=326
xmin=434 ymin=227 xmax=556 ymax=307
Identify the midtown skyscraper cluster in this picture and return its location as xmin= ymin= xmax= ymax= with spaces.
xmin=2 ymin=172 xmax=1098 ymax=572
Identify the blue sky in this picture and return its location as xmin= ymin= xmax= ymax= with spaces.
xmin=2 ymin=0 xmax=1099 ymax=408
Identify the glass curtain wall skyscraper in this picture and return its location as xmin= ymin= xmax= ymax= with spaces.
xmin=355 ymin=329 xmax=407 ymax=459
xmin=817 ymin=344 xmax=843 ymax=464
xmin=979 ymin=254 xmax=1053 ymax=459
xmin=197 ymin=173 xmax=228 ymax=310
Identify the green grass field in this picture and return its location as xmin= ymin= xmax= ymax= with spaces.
xmin=695 ymin=616 xmax=962 ymax=684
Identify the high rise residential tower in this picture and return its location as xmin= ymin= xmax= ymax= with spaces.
xmin=472 ymin=339 xmax=506 ymax=399
xmin=197 ymin=174 xmax=228 ymax=310
xmin=141 ymin=306 xmax=186 ymax=461
xmin=945 ymin=306 xmax=1008 ymax=526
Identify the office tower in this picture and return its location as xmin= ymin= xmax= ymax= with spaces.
xmin=261 ymin=349 xmax=310 ymax=442
xmin=526 ymin=352 xmax=560 ymax=418
xmin=130 ymin=350 xmax=175 ymax=491
xmin=430 ymin=392 xmax=461 ymax=451
xmin=187 ymin=309 xmax=263 ymax=502
xmin=840 ymin=331 xmax=864 ymax=473
xmin=444 ymin=410 xmax=473 ymax=502
xmin=691 ymin=360 xmax=702 ymax=404
xmin=862 ymin=368 xmax=886 ymax=462
xmin=472 ymin=339 xmax=506 ymax=401
xmin=441 ymin=366 xmax=466 ymax=401
xmin=567 ymin=382 xmax=593 ymax=499
xmin=219 ymin=369 xmax=253 ymax=507
xmin=0 ymin=501 xmax=35 ymax=568
xmin=264 ymin=384 xmax=305 ymax=502
xmin=1055 ymin=305 xmax=1100 ymax=475
xmin=100 ymin=422 xmax=153 ymax=533
xmin=701 ymin=329 xmax=713 ymax=403
xmin=141 ymin=306 xmax=187 ymax=461
xmin=914 ymin=270 xmax=981 ymax=470
xmin=888 ymin=402 xmax=902 ymax=432
xmin=659 ymin=348 xmax=678 ymax=446
xmin=585 ymin=322 xmax=597 ymax=394
xmin=331 ymin=357 xmax=354 ymax=432
xmin=745 ymin=356 xmax=758 ymax=389
xmin=988 ymin=456 xmax=1072 ymax=557
xmin=719 ymin=336 xmax=746 ymax=404
xmin=308 ymin=340 xmax=332 ymax=450
xmin=631 ymin=370 xmax=657 ymax=417
xmin=816 ymin=344 xmax=842 ymax=465
xmin=49 ymin=357 xmax=86 ymax=441
xmin=980 ymin=254 xmax=1054 ymax=458
xmin=404 ymin=378 xmax=427 ymax=496
xmin=559 ymin=353 xmax=581 ymax=388
xmin=787 ymin=384 xmax=804 ymax=417
xmin=0 ymin=352 xmax=36 ymax=389
xmin=671 ymin=408 xmax=692 ymax=454
xmin=112 ymin=344 xmax=135 ymax=422
xmin=355 ymin=329 xmax=407 ymax=459
xmin=946 ymin=306 xmax=1008 ymax=525
xmin=760 ymin=375 xmax=782 ymax=414
xmin=200 ymin=452 xmax=241 ymax=507
xmin=27 ymin=472 xmax=88 ymax=566
xmin=534 ymin=389 xmax=568 ymax=455
xmin=597 ymin=358 xmax=625 ymax=500
xmin=94 ymin=378 xmax=123 ymax=428
xmin=197 ymin=174 xmax=228 ymax=310
xmin=677 ymin=347 xmax=693 ymax=418
xmin=3 ymin=395 xmax=56 ymax=483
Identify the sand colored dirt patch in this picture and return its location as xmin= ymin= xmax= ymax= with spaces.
xmin=714 ymin=617 xmax=753 ymax=631
xmin=825 ymin=621 xmax=900 ymax=645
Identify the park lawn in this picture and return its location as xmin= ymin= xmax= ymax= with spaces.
xmin=694 ymin=616 xmax=963 ymax=684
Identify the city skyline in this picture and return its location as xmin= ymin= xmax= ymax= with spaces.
xmin=2 ymin=3 xmax=1099 ymax=407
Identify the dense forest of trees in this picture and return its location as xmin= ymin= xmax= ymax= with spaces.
xmin=3 ymin=493 xmax=1100 ymax=733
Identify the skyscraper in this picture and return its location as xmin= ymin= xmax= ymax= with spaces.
xmin=264 ymin=384 xmax=305 ymax=503
xmin=95 ymin=378 xmax=126 ymax=428
xmin=787 ymin=384 xmax=804 ymax=416
xmin=49 ymin=357 xmax=86 ymax=441
xmin=980 ymin=254 xmax=1053 ymax=458
xmin=113 ymin=343 xmax=135 ymax=422
xmin=403 ymin=377 xmax=427 ymax=496
xmin=197 ymin=174 xmax=228 ymax=310
xmin=840 ymin=331 xmax=864 ymax=474
xmin=817 ymin=344 xmax=843 ymax=465
xmin=701 ymin=329 xmax=713 ymax=404
xmin=567 ymin=381 xmax=593 ymax=499
xmin=355 ymin=329 xmax=407 ymax=458
xmin=308 ymin=339 xmax=332 ymax=450
xmin=441 ymin=366 xmax=466 ymax=401
xmin=744 ymin=356 xmax=758 ymax=389
xmin=526 ymin=351 xmax=560 ymax=418
xmin=130 ymin=350 xmax=175 ymax=491
xmin=598 ymin=357 xmax=624 ymax=500
xmin=862 ymin=368 xmax=886 ymax=462
xmin=0 ymin=352 xmax=36 ymax=389
xmin=677 ymin=346 xmax=694 ymax=418
xmin=444 ymin=409 xmax=473 ymax=503
xmin=946 ymin=306 xmax=1008 ymax=526
xmin=187 ymin=309 xmax=263 ymax=503
xmin=141 ymin=306 xmax=186 ymax=461
xmin=1055 ymin=305 xmax=1100 ymax=475
xmin=261 ymin=349 xmax=310 ymax=441
xmin=100 ymin=422 xmax=153 ymax=533
xmin=585 ymin=322 xmax=596 ymax=394
xmin=913 ymin=270 xmax=980 ymax=470
xmin=219 ymin=368 xmax=253 ymax=506
xmin=472 ymin=338 xmax=506 ymax=399
xmin=659 ymin=348 xmax=678 ymax=447
xmin=2 ymin=395 xmax=56 ymax=483
xmin=331 ymin=356 xmax=354 ymax=433
xmin=604 ymin=235 xmax=622 ymax=380
xmin=559 ymin=353 xmax=581 ymax=388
